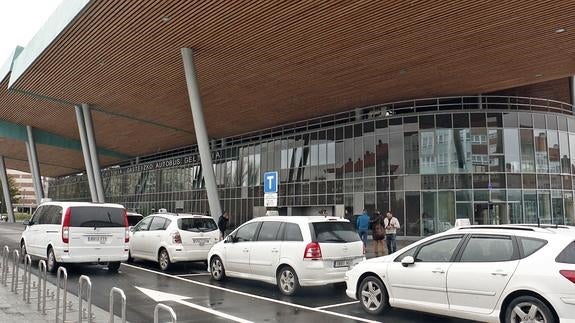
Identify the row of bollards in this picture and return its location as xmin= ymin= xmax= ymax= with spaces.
xmin=1 ymin=244 xmax=177 ymax=322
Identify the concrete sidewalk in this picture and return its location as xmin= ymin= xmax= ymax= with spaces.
xmin=0 ymin=260 xmax=124 ymax=323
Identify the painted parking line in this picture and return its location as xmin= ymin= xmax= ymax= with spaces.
xmin=175 ymin=273 xmax=211 ymax=277
xmin=122 ymin=263 xmax=379 ymax=323
xmin=316 ymin=301 xmax=359 ymax=310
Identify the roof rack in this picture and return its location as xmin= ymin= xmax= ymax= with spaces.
xmin=457 ymin=225 xmax=536 ymax=232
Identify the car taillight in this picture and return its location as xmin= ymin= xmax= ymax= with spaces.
xmin=172 ymin=231 xmax=182 ymax=244
xmin=62 ymin=208 xmax=71 ymax=244
xmin=560 ymin=270 xmax=575 ymax=284
xmin=304 ymin=242 xmax=322 ymax=260
xmin=123 ymin=209 xmax=130 ymax=243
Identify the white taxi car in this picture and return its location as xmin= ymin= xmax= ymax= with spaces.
xmin=345 ymin=225 xmax=575 ymax=323
xmin=128 ymin=209 xmax=219 ymax=271
xmin=208 ymin=216 xmax=365 ymax=295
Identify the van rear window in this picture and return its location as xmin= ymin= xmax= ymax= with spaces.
xmin=69 ymin=207 xmax=125 ymax=227
xmin=178 ymin=218 xmax=217 ymax=232
xmin=556 ymin=241 xmax=575 ymax=264
xmin=312 ymin=222 xmax=360 ymax=243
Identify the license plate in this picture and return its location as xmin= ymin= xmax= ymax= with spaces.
xmin=334 ymin=260 xmax=352 ymax=268
xmin=87 ymin=236 xmax=107 ymax=244
xmin=192 ymin=238 xmax=209 ymax=246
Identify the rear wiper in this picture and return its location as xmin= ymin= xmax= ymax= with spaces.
xmin=322 ymin=238 xmax=347 ymax=243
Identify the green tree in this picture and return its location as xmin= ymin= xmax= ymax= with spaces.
xmin=0 ymin=175 xmax=21 ymax=212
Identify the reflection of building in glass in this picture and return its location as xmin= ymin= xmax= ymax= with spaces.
xmin=49 ymin=96 xmax=575 ymax=236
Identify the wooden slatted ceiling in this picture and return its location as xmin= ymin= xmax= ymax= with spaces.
xmin=5 ymin=0 xmax=575 ymax=160
xmin=0 ymin=137 xmax=120 ymax=176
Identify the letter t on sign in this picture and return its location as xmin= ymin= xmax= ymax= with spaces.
xmin=263 ymin=171 xmax=278 ymax=194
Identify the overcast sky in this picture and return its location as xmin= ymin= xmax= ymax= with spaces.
xmin=0 ymin=0 xmax=63 ymax=66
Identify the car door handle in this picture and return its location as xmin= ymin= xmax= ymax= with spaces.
xmin=271 ymin=249 xmax=279 ymax=253
xmin=432 ymin=268 xmax=445 ymax=274
xmin=243 ymin=249 xmax=249 ymax=253
xmin=491 ymin=272 xmax=508 ymax=277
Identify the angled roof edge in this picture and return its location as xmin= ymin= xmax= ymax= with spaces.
xmin=0 ymin=46 xmax=24 ymax=82
xmin=8 ymin=0 xmax=91 ymax=88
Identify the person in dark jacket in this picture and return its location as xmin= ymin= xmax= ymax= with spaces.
xmin=218 ymin=211 xmax=230 ymax=240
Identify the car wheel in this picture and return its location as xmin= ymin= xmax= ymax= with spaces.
xmin=505 ymin=295 xmax=555 ymax=323
xmin=47 ymin=247 xmax=58 ymax=273
xmin=277 ymin=266 xmax=300 ymax=296
xmin=108 ymin=262 xmax=121 ymax=273
xmin=210 ymin=256 xmax=226 ymax=281
xmin=158 ymin=249 xmax=171 ymax=271
xmin=359 ymin=276 xmax=388 ymax=315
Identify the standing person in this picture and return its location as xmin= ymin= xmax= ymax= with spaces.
xmin=356 ymin=209 xmax=370 ymax=248
xmin=384 ymin=211 xmax=400 ymax=254
xmin=371 ymin=211 xmax=386 ymax=257
xmin=218 ymin=211 xmax=230 ymax=240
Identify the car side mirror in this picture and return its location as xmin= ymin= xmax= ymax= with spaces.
xmin=401 ymin=256 xmax=415 ymax=268
xmin=225 ymin=236 xmax=234 ymax=243
xmin=23 ymin=220 xmax=32 ymax=226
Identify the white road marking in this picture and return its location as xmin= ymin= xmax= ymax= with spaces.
xmin=316 ymin=301 xmax=360 ymax=310
xmin=136 ymin=286 xmax=253 ymax=323
xmin=123 ymin=263 xmax=379 ymax=323
xmin=175 ymin=273 xmax=210 ymax=277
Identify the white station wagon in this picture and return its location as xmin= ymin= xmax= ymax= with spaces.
xmin=345 ymin=225 xmax=575 ymax=323
xmin=208 ymin=216 xmax=365 ymax=295
xmin=129 ymin=210 xmax=219 ymax=271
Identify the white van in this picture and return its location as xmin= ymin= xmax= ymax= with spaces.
xmin=208 ymin=216 xmax=365 ymax=295
xmin=20 ymin=202 xmax=130 ymax=273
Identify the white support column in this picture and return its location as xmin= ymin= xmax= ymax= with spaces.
xmin=82 ymin=104 xmax=105 ymax=202
xmin=181 ymin=48 xmax=222 ymax=220
xmin=75 ymin=105 xmax=98 ymax=202
xmin=0 ymin=156 xmax=15 ymax=222
xmin=26 ymin=126 xmax=44 ymax=202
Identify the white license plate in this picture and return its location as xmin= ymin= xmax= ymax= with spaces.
xmin=87 ymin=236 xmax=108 ymax=244
xmin=334 ymin=260 xmax=352 ymax=268
xmin=192 ymin=238 xmax=209 ymax=246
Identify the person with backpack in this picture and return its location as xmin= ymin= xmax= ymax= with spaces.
xmin=371 ymin=211 xmax=386 ymax=257
xmin=356 ymin=209 xmax=370 ymax=248
xmin=218 ymin=210 xmax=230 ymax=240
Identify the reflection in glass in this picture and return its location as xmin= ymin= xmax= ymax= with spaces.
xmin=551 ymin=190 xmax=564 ymax=224
xmin=364 ymin=136 xmax=375 ymax=176
xmin=389 ymin=133 xmax=403 ymax=175
xmin=520 ymin=130 xmax=536 ymax=172
xmin=422 ymin=192 xmax=437 ymax=236
xmin=547 ymin=131 xmax=560 ymax=173
xmin=376 ymin=135 xmax=389 ymax=175
xmin=471 ymin=128 xmax=488 ymax=172
xmin=405 ymin=192 xmax=420 ymax=236
xmin=456 ymin=203 xmax=472 ymax=220
xmin=438 ymin=191 xmax=455 ymax=232
xmin=565 ymin=192 xmax=574 ymax=225
xmin=420 ymin=131 xmax=435 ymax=174
xmin=453 ymin=129 xmax=472 ymax=172
xmin=534 ymin=130 xmax=548 ymax=173
xmin=559 ymin=132 xmax=570 ymax=174
xmin=538 ymin=191 xmax=551 ymax=224
xmin=504 ymin=129 xmax=520 ymax=172
xmin=404 ymin=132 xmax=419 ymax=174
xmin=390 ymin=191 xmax=405 ymax=236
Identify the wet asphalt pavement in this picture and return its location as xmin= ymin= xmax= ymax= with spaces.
xmin=0 ymin=223 xmax=475 ymax=322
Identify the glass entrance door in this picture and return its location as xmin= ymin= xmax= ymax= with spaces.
xmin=473 ymin=203 xmax=508 ymax=225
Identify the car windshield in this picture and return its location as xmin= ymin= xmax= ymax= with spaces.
xmin=312 ymin=221 xmax=360 ymax=243
xmin=178 ymin=218 xmax=217 ymax=232
xmin=69 ymin=207 xmax=125 ymax=227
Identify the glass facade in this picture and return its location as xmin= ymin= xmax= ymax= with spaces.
xmin=48 ymin=96 xmax=575 ymax=235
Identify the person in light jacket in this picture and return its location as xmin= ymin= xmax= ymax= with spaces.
xmin=384 ymin=211 xmax=400 ymax=254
